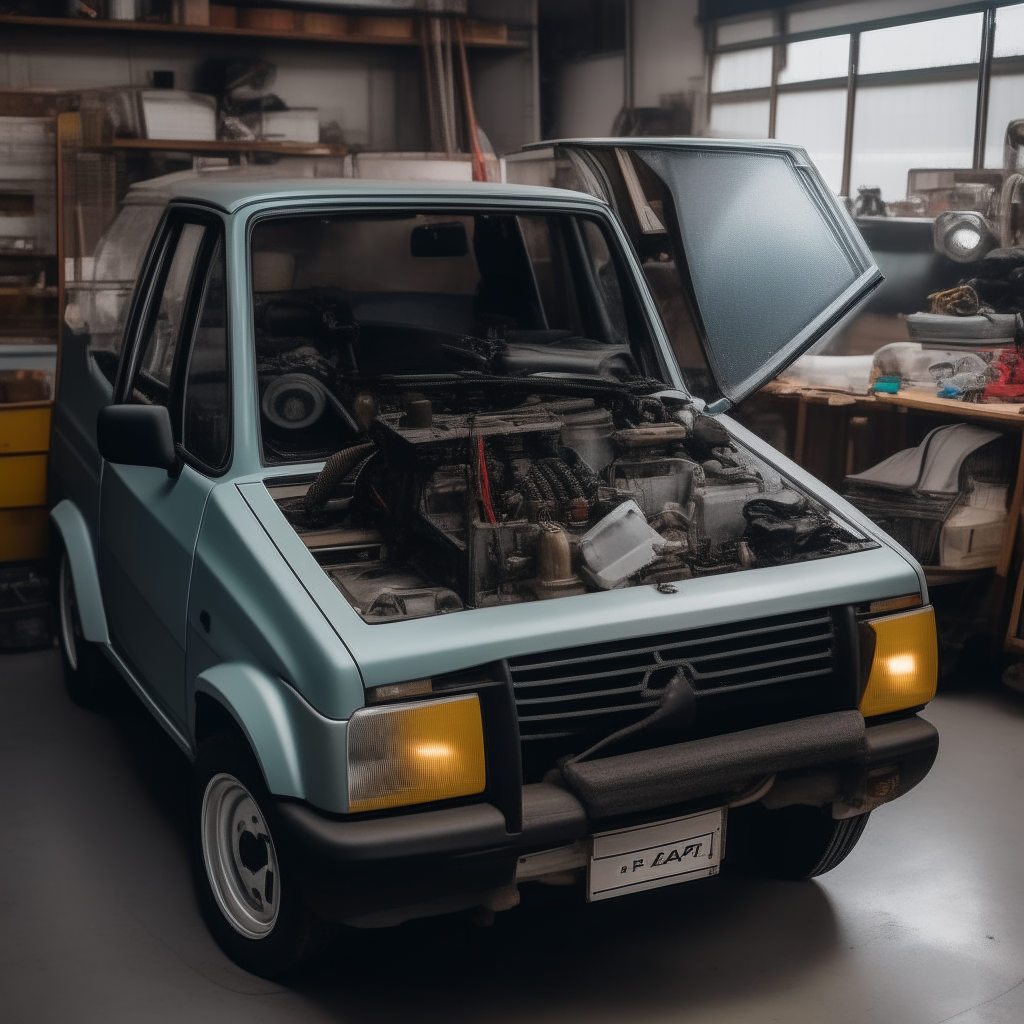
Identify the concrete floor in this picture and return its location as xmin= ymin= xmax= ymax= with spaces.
xmin=2 ymin=649 xmax=1023 ymax=1024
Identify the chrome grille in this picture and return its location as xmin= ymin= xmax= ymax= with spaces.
xmin=508 ymin=609 xmax=840 ymax=770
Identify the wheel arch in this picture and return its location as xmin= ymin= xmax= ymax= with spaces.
xmin=194 ymin=662 xmax=350 ymax=812
xmin=50 ymin=498 xmax=109 ymax=644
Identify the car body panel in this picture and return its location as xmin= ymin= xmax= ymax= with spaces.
xmin=49 ymin=497 xmax=109 ymax=644
xmin=100 ymin=462 xmax=214 ymax=725
xmin=48 ymin=330 xmax=115 ymax=542
xmin=50 ymin=171 xmax=929 ymax=833
xmin=188 ymin=480 xmax=365 ymax=722
xmin=195 ymin=661 xmax=350 ymax=812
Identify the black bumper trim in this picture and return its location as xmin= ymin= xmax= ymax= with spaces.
xmin=273 ymin=712 xmax=937 ymax=923
xmin=864 ymin=714 xmax=937 ymax=762
xmin=560 ymin=710 xmax=867 ymax=819
xmin=275 ymin=801 xmax=510 ymax=863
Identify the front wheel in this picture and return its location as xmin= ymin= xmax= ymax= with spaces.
xmin=192 ymin=735 xmax=320 ymax=977
xmin=725 ymin=803 xmax=871 ymax=880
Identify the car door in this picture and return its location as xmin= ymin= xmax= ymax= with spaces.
xmin=514 ymin=140 xmax=882 ymax=413
xmin=99 ymin=209 xmax=230 ymax=726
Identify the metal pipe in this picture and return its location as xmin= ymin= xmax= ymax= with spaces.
xmin=973 ymin=6 xmax=996 ymax=169
xmin=841 ymin=32 xmax=860 ymax=199
xmin=623 ymin=0 xmax=634 ymax=123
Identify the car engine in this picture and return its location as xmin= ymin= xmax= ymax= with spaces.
xmin=269 ymin=388 xmax=871 ymax=623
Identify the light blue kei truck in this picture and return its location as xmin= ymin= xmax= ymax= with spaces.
xmin=48 ymin=139 xmax=939 ymax=976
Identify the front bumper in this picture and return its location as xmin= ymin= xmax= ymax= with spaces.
xmin=274 ymin=710 xmax=938 ymax=925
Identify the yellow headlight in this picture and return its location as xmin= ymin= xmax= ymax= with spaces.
xmin=346 ymin=694 xmax=486 ymax=813
xmin=859 ymin=605 xmax=938 ymax=717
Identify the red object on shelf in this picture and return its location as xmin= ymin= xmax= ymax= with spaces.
xmin=983 ymin=349 xmax=1024 ymax=403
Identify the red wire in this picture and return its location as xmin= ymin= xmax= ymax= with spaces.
xmin=478 ymin=437 xmax=497 ymax=525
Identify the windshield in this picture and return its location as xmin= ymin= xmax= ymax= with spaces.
xmin=250 ymin=209 xmax=670 ymax=464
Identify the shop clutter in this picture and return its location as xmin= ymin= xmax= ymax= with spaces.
xmin=780 ymin=248 xmax=1024 ymax=405
xmin=844 ymin=423 xmax=1015 ymax=572
xmin=78 ymin=59 xmax=322 ymax=146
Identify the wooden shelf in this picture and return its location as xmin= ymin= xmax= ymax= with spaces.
xmin=91 ymin=138 xmax=348 ymax=156
xmin=873 ymin=389 xmax=1024 ymax=427
xmin=922 ymin=565 xmax=993 ymax=587
xmin=0 ymin=13 xmax=524 ymax=49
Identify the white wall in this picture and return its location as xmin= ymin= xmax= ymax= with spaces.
xmin=632 ymin=0 xmax=705 ymax=111
xmin=556 ymin=52 xmax=623 ymax=138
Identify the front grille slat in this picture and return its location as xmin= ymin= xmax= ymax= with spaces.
xmin=515 ymin=683 xmax=646 ymax=706
xmin=511 ymin=615 xmax=834 ymax=673
xmin=509 ymin=609 xmax=844 ymax=775
xmin=517 ymin=698 xmax=662 ymax=724
xmin=691 ymin=649 xmax=833 ymax=683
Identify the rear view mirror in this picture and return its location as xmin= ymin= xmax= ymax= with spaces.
xmin=97 ymin=404 xmax=177 ymax=472
xmin=410 ymin=222 xmax=468 ymax=258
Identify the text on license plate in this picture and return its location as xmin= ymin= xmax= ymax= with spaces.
xmin=587 ymin=807 xmax=725 ymax=902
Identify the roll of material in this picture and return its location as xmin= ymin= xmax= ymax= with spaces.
xmin=560 ymin=710 xmax=867 ymax=818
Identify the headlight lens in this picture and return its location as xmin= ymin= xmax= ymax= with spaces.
xmin=859 ymin=606 xmax=938 ymax=717
xmin=346 ymin=694 xmax=486 ymax=812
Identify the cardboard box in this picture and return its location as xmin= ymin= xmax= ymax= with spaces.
xmin=354 ymin=16 xmax=414 ymax=39
xmin=296 ymin=12 xmax=347 ymax=36
xmin=209 ymin=4 xmax=237 ymax=27
xmin=239 ymin=7 xmax=294 ymax=31
xmin=172 ymin=0 xmax=210 ymax=26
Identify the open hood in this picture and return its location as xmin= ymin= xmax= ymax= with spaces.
xmin=512 ymin=139 xmax=882 ymax=411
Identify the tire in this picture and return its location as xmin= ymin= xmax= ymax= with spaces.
xmin=191 ymin=734 xmax=321 ymax=978
xmin=725 ymin=803 xmax=871 ymax=881
xmin=55 ymin=546 xmax=114 ymax=711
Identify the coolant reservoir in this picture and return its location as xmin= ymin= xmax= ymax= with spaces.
xmin=560 ymin=408 xmax=614 ymax=473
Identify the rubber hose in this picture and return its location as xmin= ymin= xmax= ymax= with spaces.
xmin=537 ymin=461 xmax=571 ymax=502
xmin=529 ymin=465 xmax=557 ymax=502
xmin=545 ymin=458 xmax=585 ymax=499
xmin=304 ymin=442 xmax=377 ymax=517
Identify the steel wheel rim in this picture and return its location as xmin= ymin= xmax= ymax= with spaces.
xmin=201 ymin=773 xmax=281 ymax=939
xmin=58 ymin=553 xmax=79 ymax=673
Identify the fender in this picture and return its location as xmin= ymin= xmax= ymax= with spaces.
xmin=50 ymin=498 xmax=109 ymax=644
xmin=195 ymin=662 xmax=351 ymax=814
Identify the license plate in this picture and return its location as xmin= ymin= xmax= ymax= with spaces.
xmin=587 ymin=807 xmax=724 ymax=902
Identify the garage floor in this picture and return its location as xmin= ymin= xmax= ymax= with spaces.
xmin=2 ymin=648 xmax=1023 ymax=1024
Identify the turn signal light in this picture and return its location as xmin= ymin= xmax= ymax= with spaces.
xmin=859 ymin=606 xmax=938 ymax=717
xmin=346 ymin=695 xmax=486 ymax=812
xmin=869 ymin=594 xmax=921 ymax=615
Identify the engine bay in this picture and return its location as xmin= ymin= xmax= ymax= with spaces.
xmin=268 ymin=386 xmax=873 ymax=623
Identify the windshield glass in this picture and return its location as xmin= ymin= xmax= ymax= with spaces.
xmin=250 ymin=209 xmax=669 ymax=464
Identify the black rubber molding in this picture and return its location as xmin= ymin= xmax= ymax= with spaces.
xmin=561 ymin=710 xmax=868 ymax=818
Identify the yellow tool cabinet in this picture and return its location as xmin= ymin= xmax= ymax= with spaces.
xmin=0 ymin=402 xmax=50 ymax=561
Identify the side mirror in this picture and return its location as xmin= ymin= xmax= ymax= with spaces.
xmin=97 ymin=404 xmax=177 ymax=472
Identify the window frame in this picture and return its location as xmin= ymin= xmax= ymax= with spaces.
xmin=113 ymin=204 xmax=233 ymax=478
xmin=245 ymin=200 xmax=681 ymax=468
xmin=707 ymin=2 xmax=1023 ymax=192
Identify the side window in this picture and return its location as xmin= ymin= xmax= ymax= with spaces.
xmin=579 ymin=218 xmax=629 ymax=345
xmin=517 ymin=215 xmax=579 ymax=334
xmin=65 ymin=202 xmax=165 ymax=386
xmin=182 ymin=238 xmax=230 ymax=471
xmin=130 ymin=222 xmax=206 ymax=405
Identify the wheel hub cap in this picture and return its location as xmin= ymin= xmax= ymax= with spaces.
xmin=201 ymin=773 xmax=281 ymax=939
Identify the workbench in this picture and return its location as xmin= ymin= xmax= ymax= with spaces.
xmin=746 ymin=381 xmax=1024 ymax=654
